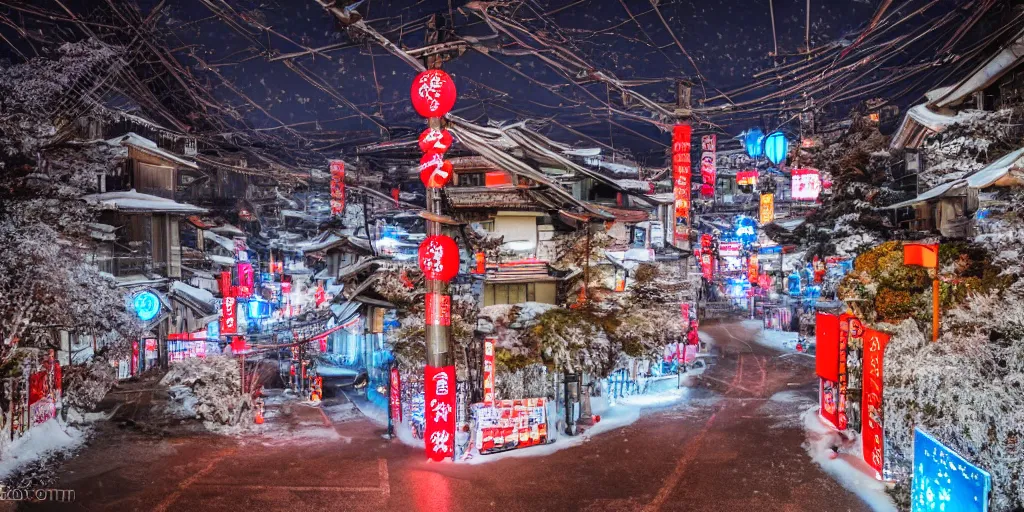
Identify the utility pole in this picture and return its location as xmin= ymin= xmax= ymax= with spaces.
xmin=423 ymin=13 xmax=451 ymax=371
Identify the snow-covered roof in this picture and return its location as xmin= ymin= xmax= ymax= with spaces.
xmin=83 ymin=190 xmax=207 ymax=215
xmin=210 ymin=223 xmax=245 ymax=237
xmin=209 ymin=254 xmax=235 ymax=267
xmin=965 ymin=146 xmax=1024 ymax=188
xmin=906 ymin=104 xmax=957 ymax=132
xmin=584 ymin=157 xmax=641 ymax=176
xmin=612 ymin=178 xmax=652 ymax=192
xmin=106 ymin=132 xmax=198 ymax=170
xmin=203 ymin=230 xmax=236 ymax=252
xmin=563 ymin=147 xmax=601 ymax=157
xmin=931 ymin=31 xmax=1024 ymax=109
xmin=886 ymin=146 xmax=1024 ymax=208
xmin=299 ymin=231 xmax=373 ymax=254
xmin=169 ymin=281 xmax=217 ymax=314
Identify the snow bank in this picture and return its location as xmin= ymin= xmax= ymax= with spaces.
xmin=0 ymin=420 xmax=87 ymax=482
xmin=800 ymin=407 xmax=896 ymax=512
xmin=741 ymin=319 xmax=802 ymax=353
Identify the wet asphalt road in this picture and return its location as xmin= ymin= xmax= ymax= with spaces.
xmin=17 ymin=320 xmax=871 ymax=512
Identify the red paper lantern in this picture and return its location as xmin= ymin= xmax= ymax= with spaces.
xmin=418 ymin=128 xmax=453 ymax=154
xmin=410 ymin=69 xmax=456 ymax=118
xmin=418 ymin=235 xmax=460 ymax=282
xmin=419 ymin=152 xmax=453 ymax=188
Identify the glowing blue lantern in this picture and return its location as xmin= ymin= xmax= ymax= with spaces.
xmin=735 ymin=216 xmax=758 ymax=246
xmin=764 ymin=131 xmax=789 ymax=165
xmin=787 ymin=271 xmax=801 ymax=296
xmin=744 ymin=128 xmax=765 ymax=158
xmin=133 ymin=290 xmax=161 ymax=322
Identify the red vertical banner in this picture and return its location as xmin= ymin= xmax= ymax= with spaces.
xmin=700 ymin=234 xmax=714 ymax=279
xmin=220 ymin=295 xmax=237 ymax=335
xmin=862 ymin=328 xmax=890 ymax=478
xmin=681 ymin=303 xmax=690 ymax=321
xmin=815 ymin=313 xmax=841 ymax=382
xmin=424 ymin=365 xmax=456 ymax=461
xmin=483 ymin=337 xmax=496 ymax=406
xmin=237 ymin=262 xmax=254 ymax=298
xmin=330 ymin=160 xmax=345 ymax=215
xmin=314 ymin=282 xmax=327 ymax=307
xmin=473 ymin=252 xmax=486 ymax=274
xmin=700 ymin=134 xmax=716 ymax=197
xmin=748 ymin=253 xmax=759 ymax=284
xmin=672 ymin=125 xmax=692 ymax=244
xmin=837 ymin=314 xmax=852 ymax=430
xmin=218 ymin=271 xmax=232 ymax=297
xmin=389 ymin=367 xmax=402 ymax=423
xmin=425 ymin=293 xmax=451 ymax=326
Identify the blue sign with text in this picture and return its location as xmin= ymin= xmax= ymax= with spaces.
xmin=912 ymin=428 xmax=991 ymax=512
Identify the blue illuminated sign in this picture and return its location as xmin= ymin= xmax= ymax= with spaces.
xmin=744 ymin=128 xmax=765 ymax=158
xmin=133 ymin=290 xmax=161 ymax=322
xmin=735 ymin=216 xmax=757 ymax=246
xmin=912 ymin=428 xmax=991 ymax=512
xmin=248 ymin=299 xmax=271 ymax=319
xmin=787 ymin=272 xmax=801 ymax=296
xmin=765 ymin=131 xmax=789 ymax=165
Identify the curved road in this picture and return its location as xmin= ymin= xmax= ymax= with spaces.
xmin=24 ymin=321 xmax=871 ymax=512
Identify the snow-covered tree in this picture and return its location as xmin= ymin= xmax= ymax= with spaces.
xmin=883 ymin=292 xmax=1024 ymax=510
xmin=0 ymin=40 xmax=137 ymax=371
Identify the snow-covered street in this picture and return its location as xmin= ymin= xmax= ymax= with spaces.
xmin=19 ymin=321 xmax=872 ymax=512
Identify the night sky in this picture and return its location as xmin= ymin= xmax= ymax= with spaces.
xmin=1 ymin=0 xmax=1015 ymax=162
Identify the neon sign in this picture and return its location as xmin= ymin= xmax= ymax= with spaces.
xmin=133 ymin=290 xmax=161 ymax=322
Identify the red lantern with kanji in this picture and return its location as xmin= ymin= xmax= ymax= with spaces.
xmin=418 ymin=235 xmax=460 ymax=282
xmin=418 ymin=128 xmax=453 ymax=154
xmin=419 ymin=152 xmax=453 ymax=188
xmin=411 ymin=69 xmax=457 ymax=118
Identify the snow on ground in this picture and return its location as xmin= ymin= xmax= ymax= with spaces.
xmin=742 ymin=319 xmax=803 ymax=353
xmin=759 ymin=390 xmax=817 ymax=429
xmin=0 ymin=420 xmax=88 ymax=483
xmin=800 ymin=407 xmax=897 ymax=512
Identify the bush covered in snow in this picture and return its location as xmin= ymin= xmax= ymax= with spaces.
xmin=160 ymin=357 xmax=255 ymax=426
xmin=61 ymin=360 xmax=117 ymax=414
xmin=883 ymin=292 xmax=1024 ymax=510
xmin=838 ymin=241 xmax=1015 ymax=326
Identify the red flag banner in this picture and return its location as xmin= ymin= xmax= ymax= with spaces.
xmin=903 ymin=243 xmax=938 ymax=268
xmin=672 ymin=125 xmax=692 ymax=244
xmin=425 ymin=292 xmax=451 ymax=326
xmin=330 ymin=160 xmax=345 ymax=215
xmin=389 ymin=367 xmax=402 ymax=423
xmin=483 ymin=338 xmax=496 ymax=406
xmin=424 ymin=365 xmax=456 ymax=461
xmin=700 ymin=134 xmax=716 ymax=197
xmin=862 ymin=328 xmax=890 ymax=478
xmin=815 ymin=313 xmax=841 ymax=382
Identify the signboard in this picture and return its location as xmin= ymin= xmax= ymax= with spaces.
xmin=672 ymin=125 xmax=692 ymax=244
xmin=483 ymin=337 xmax=496 ymax=406
xmin=791 ymin=168 xmax=822 ymax=201
xmin=237 ymin=262 xmax=254 ymax=298
xmin=424 ymin=365 xmax=456 ymax=461
xmin=700 ymin=134 xmax=716 ymax=197
xmin=735 ymin=216 xmax=757 ymax=246
xmin=719 ymin=242 xmax=742 ymax=257
xmin=133 ymin=290 xmax=161 ymax=322
xmin=389 ymin=367 xmax=402 ymax=423
xmin=736 ymin=169 xmax=758 ymax=187
xmin=912 ymin=428 xmax=991 ymax=512
xmin=759 ymin=193 xmax=775 ymax=224
xmin=220 ymin=296 xmax=237 ymax=335
xmin=472 ymin=398 xmax=548 ymax=454
xmin=700 ymin=233 xmax=714 ymax=279
xmin=820 ymin=378 xmax=840 ymax=429
xmin=748 ymin=254 xmax=759 ymax=283
xmin=837 ymin=314 xmax=852 ymax=430
xmin=862 ymin=328 xmax=890 ymax=478
xmin=330 ymin=160 xmax=345 ymax=215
